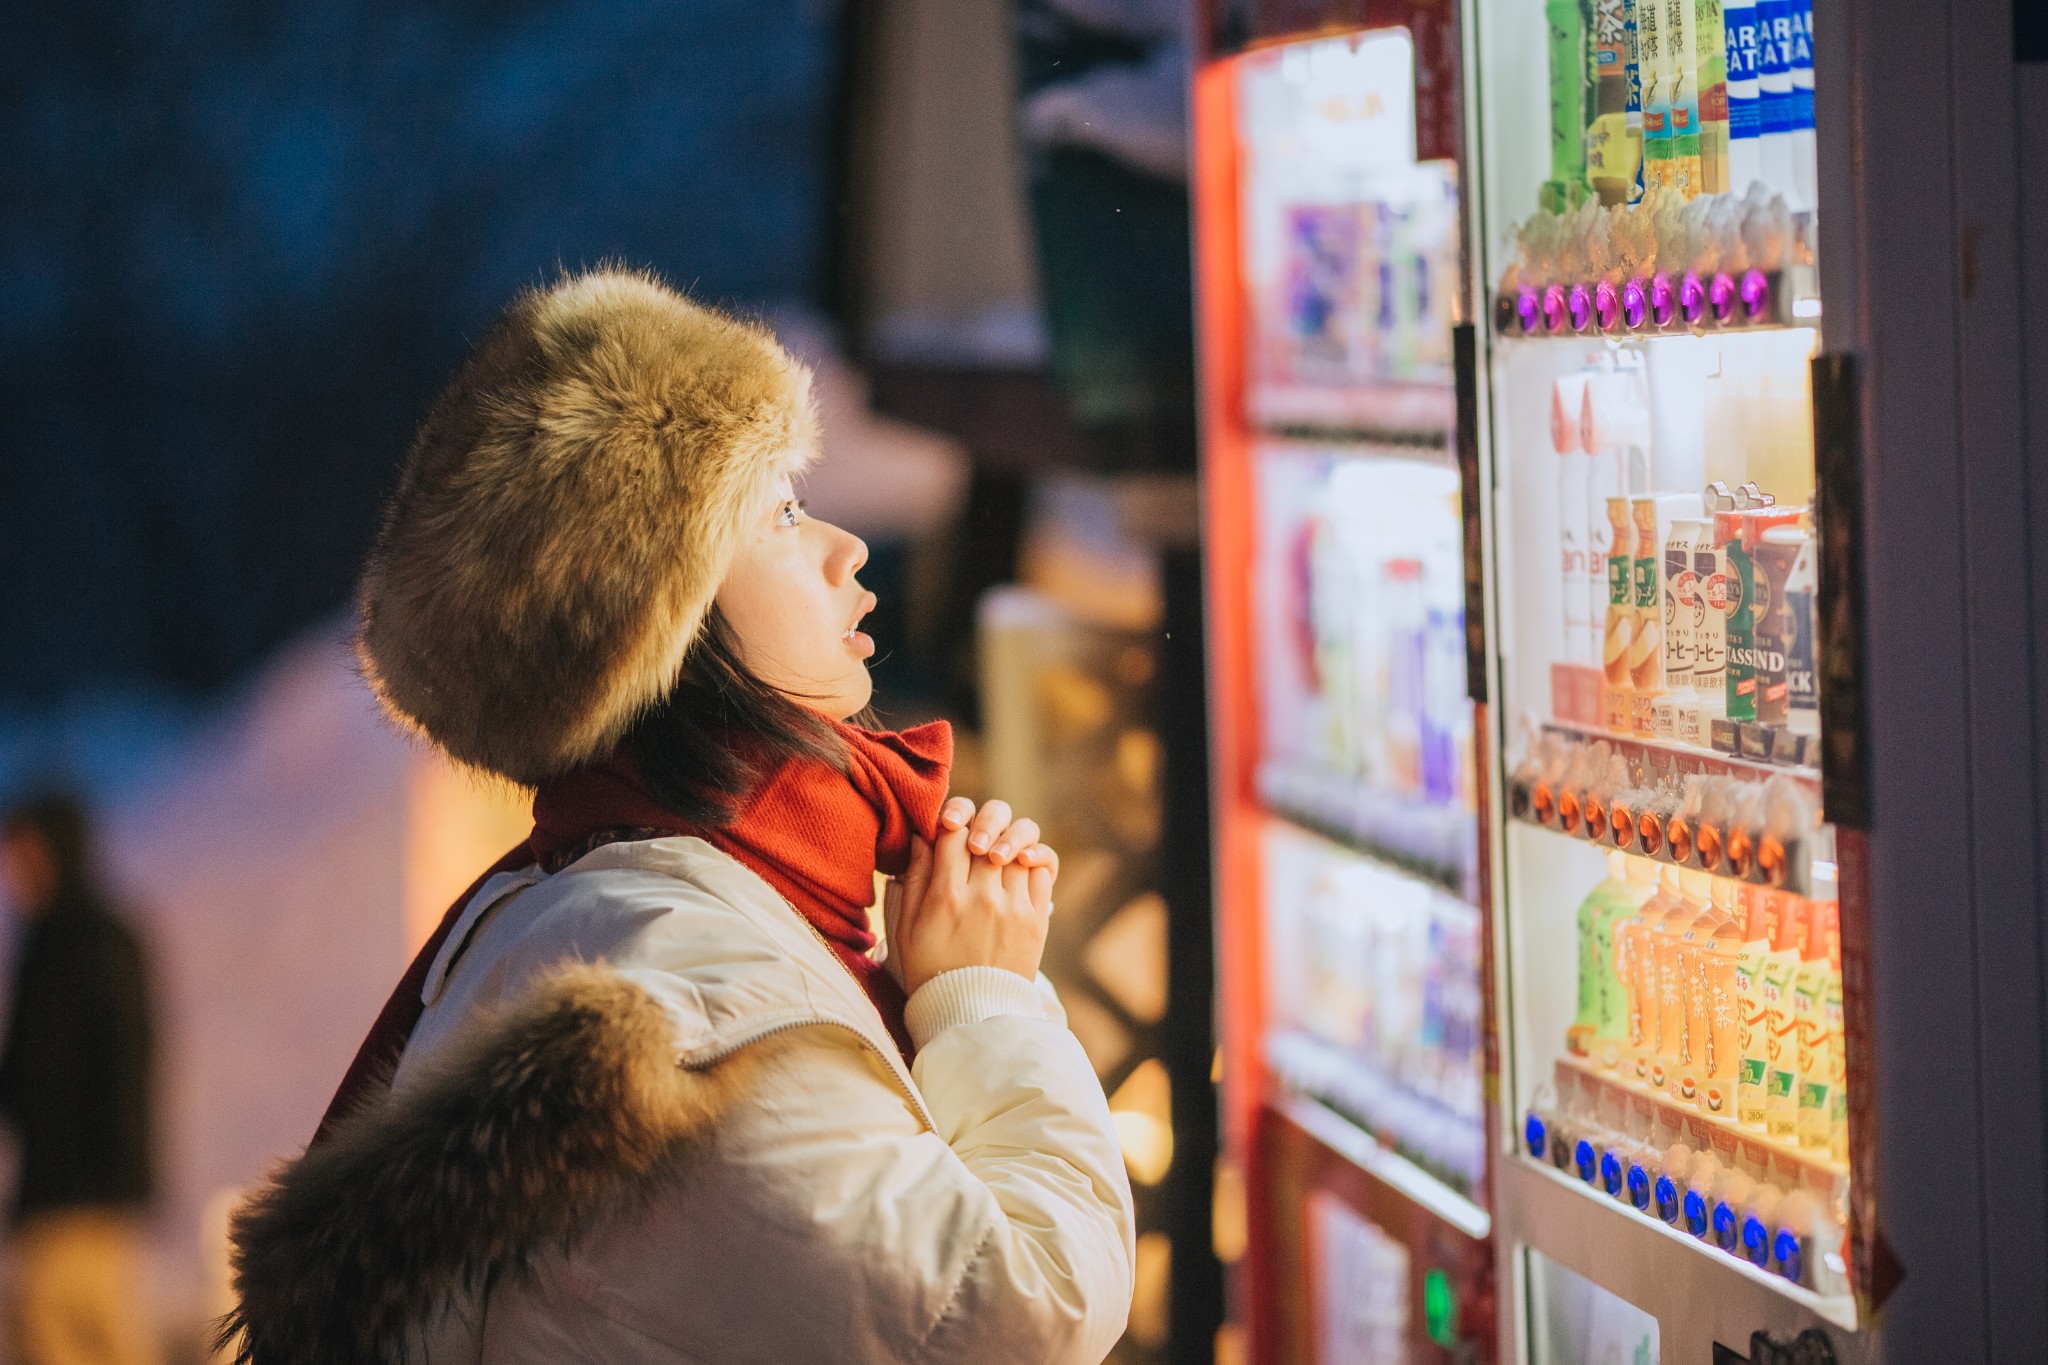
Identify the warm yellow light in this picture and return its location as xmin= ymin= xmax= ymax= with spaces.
xmin=1109 ymin=1058 xmax=1175 ymax=1185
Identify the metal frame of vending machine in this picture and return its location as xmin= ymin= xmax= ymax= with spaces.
xmin=1457 ymin=0 xmax=2048 ymax=1359
xmin=1194 ymin=3 xmax=1497 ymax=1361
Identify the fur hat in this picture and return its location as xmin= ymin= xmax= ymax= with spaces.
xmin=356 ymin=268 xmax=818 ymax=786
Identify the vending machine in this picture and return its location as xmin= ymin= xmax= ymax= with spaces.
xmin=1460 ymin=0 xmax=2047 ymax=1359
xmin=1193 ymin=10 xmax=1496 ymax=1361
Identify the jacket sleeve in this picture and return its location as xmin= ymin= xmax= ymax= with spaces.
xmin=898 ymin=967 xmax=1137 ymax=1365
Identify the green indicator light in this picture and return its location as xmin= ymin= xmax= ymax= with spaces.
xmin=1423 ymin=1268 xmax=1458 ymax=1348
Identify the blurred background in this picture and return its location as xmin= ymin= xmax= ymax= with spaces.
xmin=0 ymin=0 xmax=1221 ymax=1359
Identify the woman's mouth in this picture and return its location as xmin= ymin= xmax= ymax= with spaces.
xmin=844 ymin=593 xmax=877 ymax=657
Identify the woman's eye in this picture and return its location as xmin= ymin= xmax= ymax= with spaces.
xmin=776 ymin=499 xmax=807 ymax=528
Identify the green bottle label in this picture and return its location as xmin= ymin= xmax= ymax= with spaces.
xmin=1767 ymin=1067 xmax=1795 ymax=1099
xmin=1610 ymin=553 xmax=1633 ymax=606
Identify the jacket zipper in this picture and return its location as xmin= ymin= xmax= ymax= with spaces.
xmin=738 ymin=898 xmax=935 ymax=1132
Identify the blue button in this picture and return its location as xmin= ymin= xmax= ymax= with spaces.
xmin=1774 ymin=1230 xmax=1804 ymax=1283
xmin=1655 ymin=1175 xmax=1681 ymax=1223
xmin=1742 ymin=1216 xmax=1772 ymax=1266
xmin=1600 ymin=1150 xmax=1625 ymax=1197
xmin=1683 ymin=1190 xmax=1710 ymax=1237
xmin=1626 ymin=1164 xmax=1651 ymax=1210
xmin=1575 ymin=1139 xmax=1598 ymax=1183
xmin=1712 ymin=1202 xmax=1739 ymax=1251
xmin=1525 ymin=1113 xmax=1547 ymax=1160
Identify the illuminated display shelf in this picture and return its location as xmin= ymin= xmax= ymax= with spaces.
xmin=1533 ymin=720 xmax=1822 ymax=791
xmin=1266 ymin=1029 xmax=1488 ymax=1231
xmin=1257 ymin=761 xmax=1479 ymax=903
xmin=1494 ymin=265 xmax=1820 ymax=340
xmin=1518 ymin=1056 xmax=1855 ymax=1328
xmin=1505 ymin=724 xmax=1822 ymax=895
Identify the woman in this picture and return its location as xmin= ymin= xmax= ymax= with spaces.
xmin=222 ymin=269 xmax=1135 ymax=1363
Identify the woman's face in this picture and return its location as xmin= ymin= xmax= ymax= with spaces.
xmin=714 ymin=474 xmax=875 ymax=720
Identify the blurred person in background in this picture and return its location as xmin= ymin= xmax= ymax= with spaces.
xmin=0 ymin=794 xmax=159 ymax=1365
xmin=220 ymin=269 xmax=1134 ymax=1364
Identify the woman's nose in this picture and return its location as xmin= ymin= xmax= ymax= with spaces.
xmin=823 ymin=523 xmax=868 ymax=583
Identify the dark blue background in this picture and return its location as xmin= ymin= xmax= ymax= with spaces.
xmin=2 ymin=0 xmax=840 ymax=700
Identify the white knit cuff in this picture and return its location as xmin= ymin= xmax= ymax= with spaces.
xmin=905 ymin=967 xmax=1045 ymax=1050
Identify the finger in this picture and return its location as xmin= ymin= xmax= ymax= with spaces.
xmin=931 ymin=822 xmax=973 ymax=897
xmin=1017 ymin=842 xmax=1060 ymax=881
xmin=1001 ymin=860 xmax=1031 ymax=908
xmin=938 ymin=796 xmax=976 ymax=833
xmin=903 ymin=835 xmax=936 ymax=915
xmin=1028 ymin=864 xmax=1055 ymax=917
xmin=966 ymin=799 xmax=1012 ymax=855
xmin=988 ymin=818 xmax=1039 ymax=865
xmin=881 ymin=878 xmax=906 ymax=983
xmin=882 ymin=876 xmax=905 ymax=946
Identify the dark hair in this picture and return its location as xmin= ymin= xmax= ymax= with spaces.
xmin=623 ymin=607 xmax=862 ymax=827
xmin=2 ymin=789 xmax=100 ymax=909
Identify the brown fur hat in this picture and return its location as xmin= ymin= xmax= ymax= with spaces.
xmin=356 ymin=267 xmax=818 ymax=785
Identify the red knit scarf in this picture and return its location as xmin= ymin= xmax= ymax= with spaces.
xmin=314 ymin=719 xmax=952 ymax=1146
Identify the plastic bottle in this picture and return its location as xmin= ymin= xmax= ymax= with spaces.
xmin=1695 ymin=0 xmax=1731 ymax=194
xmin=1773 ymin=1188 xmax=1849 ymax=1295
xmin=1667 ymin=0 xmax=1703 ymax=196
xmin=1762 ymin=893 xmax=1806 ymax=1140
xmin=1734 ymin=885 xmax=1775 ymax=1127
xmin=1383 ymin=557 xmax=1426 ymax=794
xmin=1681 ymin=1149 xmax=1722 ymax=1238
xmin=1653 ymin=1140 xmax=1694 ymax=1225
xmin=1554 ymin=374 xmax=1596 ymax=683
xmin=1784 ymin=0 xmax=1815 ymax=211
xmin=1738 ymin=1180 xmax=1786 ymax=1269
xmin=1571 ymin=865 xmax=1625 ymax=1057
xmin=1545 ymin=0 xmax=1593 ymax=210
xmin=1637 ymin=0 xmax=1674 ymax=190
xmin=1696 ymin=878 xmax=1747 ymax=1118
xmin=1672 ymin=870 xmax=1724 ymax=1103
xmin=1722 ymin=0 xmax=1762 ymax=192
xmin=1753 ymin=0 xmax=1795 ymax=198
xmin=1421 ymin=529 xmax=1467 ymax=805
xmin=1617 ymin=863 xmax=1680 ymax=1083
xmin=1708 ymin=1165 xmax=1755 ymax=1254
xmin=1648 ymin=866 xmax=1696 ymax=1094
xmin=1795 ymin=875 xmax=1841 ymax=1149
xmin=1601 ymin=856 xmax=1661 ymax=1070
xmin=1588 ymin=0 xmax=1644 ymax=203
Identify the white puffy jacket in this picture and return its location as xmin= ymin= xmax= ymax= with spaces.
xmin=223 ymin=836 xmax=1136 ymax=1365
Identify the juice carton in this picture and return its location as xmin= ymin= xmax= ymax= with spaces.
xmin=1663 ymin=518 xmax=1708 ymax=739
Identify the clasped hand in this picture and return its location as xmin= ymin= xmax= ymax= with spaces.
xmin=882 ymin=798 xmax=1058 ymax=996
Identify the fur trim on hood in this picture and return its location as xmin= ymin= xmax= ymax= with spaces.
xmin=356 ymin=267 xmax=819 ymax=785
xmin=218 ymin=966 xmax=756 ymax=1365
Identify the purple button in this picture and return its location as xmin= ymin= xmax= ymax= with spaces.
xmin=1569 ymin=283 xmax=1594 ymax=332
xmin=1649 ymin=274 xmax=1677 ymax=329
xmin=1542 ymin=283 xmax=1570 ymax=335
xmin=1709 ymin=272 xmax=1739 ymax=325
xmin=1496 ymin=291 xmax=1521 ymax=335
xmin=1741 ymin=270 xmax=1772 ymax=322
xmin=1517 ymin=288 xmax=1542 ymax=336
xmin=1679 ymin=273 xmax=1708 ymax=327
xmin=1596 ymin=279 xmax=1622 ymax=332
xmin=1622 ymin=277 xmax=1650 ymax=330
